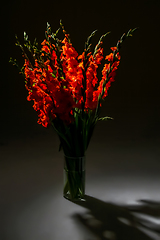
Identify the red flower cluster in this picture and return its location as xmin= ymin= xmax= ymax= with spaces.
xmin=23 ymin=33 xmax=120 ymax=127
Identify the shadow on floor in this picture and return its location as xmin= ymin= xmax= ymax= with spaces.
xmin=70 ymin=195 xmax=160 ymax=240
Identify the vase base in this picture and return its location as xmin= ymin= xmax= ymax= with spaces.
xmin=63 ymin=193 xmax=86 ymax=202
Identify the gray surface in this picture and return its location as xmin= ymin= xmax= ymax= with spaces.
xmin=1 ymin=130 xmax=160 ymax=240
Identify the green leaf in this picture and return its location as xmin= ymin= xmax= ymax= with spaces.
xmin=24 ymin=32 xmax=28 ymax=41
xmin=85 ymin=29 xmax=97 ymax=51
xmin=93 ymin=31 xmax=110 ymax=58
xmin=126 ymin=27 xmax=138 ymax=37
xmin=52 ymin=73 xmax=56 ymax=78
xmin=87 ymin=30 xmax=97 ymax=43
xmin=132 ymin=27 xmax=139 ymax=32
xmin=98 ymin=116 xmax=114 ymax=121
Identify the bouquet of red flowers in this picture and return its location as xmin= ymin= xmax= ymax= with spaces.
xmin=10 ymin=21 xmax=136 ymax=200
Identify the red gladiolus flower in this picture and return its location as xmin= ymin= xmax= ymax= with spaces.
xmin=16 ymin=23 xmax=131 ymax=128
xmin=23 ymin=36 xmax=121 ymax=127
xmin=85 ymin=47 xmax=104 ymax=110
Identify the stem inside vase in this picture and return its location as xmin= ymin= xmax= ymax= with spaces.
xmin=63 ymin=156 xmax=85 ymax=201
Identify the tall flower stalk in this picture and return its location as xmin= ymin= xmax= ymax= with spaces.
xmin=10 ymin=21 xmax=137 ymax=157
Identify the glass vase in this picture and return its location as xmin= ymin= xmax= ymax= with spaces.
xmin=63 ymin=155 xmax=85 ymax=201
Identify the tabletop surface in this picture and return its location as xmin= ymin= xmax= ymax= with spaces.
xmin=1 ymin=130 xmax=160 ymax=240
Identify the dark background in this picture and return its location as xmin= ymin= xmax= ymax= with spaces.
xmin=1 ymin=1 xmax=160 ymax=240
